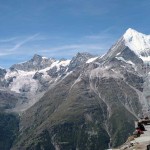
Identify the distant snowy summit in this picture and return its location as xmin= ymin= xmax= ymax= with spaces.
xmin=123 ymin=28 xmax=150 ymax=62
xmin=124 ymin=28 xmax=150 ymax=52
xmin=1 ymin=52 xmax=94 ymax=111
xmin=102 ymin=28 xmax=150 ymax=66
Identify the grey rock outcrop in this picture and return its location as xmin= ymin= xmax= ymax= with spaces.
xmin=10 ymin=54 xmax=56 ymax=71
xmin=68 ymin=52 xmax=94 ymax=71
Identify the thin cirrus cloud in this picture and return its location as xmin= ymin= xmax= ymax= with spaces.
xmin=0 ymin=33 xmax=39 ymax=56
xmin=82 ymin=26 xmax=118 ymax=41
xmin=0 ymin=29 xmax=117 ymax=58
xmin=0 ymin=27 xmax=117 ymax=68
xmin=0 ymin=34 xmax=116 ymax=68
xmin=0 ymin=37 xmax=17 ymax=43
xmin=42 ymin=44 xmax=106 ymax=52
xmin=39 ymin=43 xmax=110 ymax=59
xmin=85 ymin=35 xmax=112 ymax=40
xmin=8 ymin=33 xmax=39 ymax=52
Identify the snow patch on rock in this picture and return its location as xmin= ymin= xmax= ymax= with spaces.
xmin=86 ymin=57 xmax=98 ymax=63
xmin=89 ymin=66 xmax=123 ymax=79
xmin=6 ymin=70 xmax=37 ymax=93
xmin=116 ymin=56 xmax=135 ymax=66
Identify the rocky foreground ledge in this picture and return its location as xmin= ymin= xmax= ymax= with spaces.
xmin=107 ymin=122 xmax=150 ymax=150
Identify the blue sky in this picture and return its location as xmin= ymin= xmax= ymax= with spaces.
xmin=0 ymin=0 xmax=150 ymax=68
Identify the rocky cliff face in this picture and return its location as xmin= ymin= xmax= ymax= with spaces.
xmin=0 ymin=89 xmax=21 ymax=110
xmin=0 ymin=68 xmax=6 ymax=78
xmin=0 ymin=28 xmax=150 ymax=150
xmin=68 ymin=52 xmax=94 ymax=71
xmin=12 ymin=60 xmax=143 ymax=149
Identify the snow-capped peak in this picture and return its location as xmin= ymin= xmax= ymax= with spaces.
xmin=123 ymin=28 xmax=150 ymax=62
xmin=124 ymin=28 xmax=139 ymax=35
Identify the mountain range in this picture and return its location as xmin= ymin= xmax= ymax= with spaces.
xmin=0 ymin=28 xmax=150 ymax=150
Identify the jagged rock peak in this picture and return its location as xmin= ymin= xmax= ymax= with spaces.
xmin=72 ymin=52 xmax=94 ymax=63
xmin=32 ymin=54 xmax=44 ymax=60
xmin=75 ymin=52 xmax=94 ymax=58
xmin=68 ymin=52 xmax=94 ymax=71
xmin=10 ymin=54 xmax=56 ymax=71
xmin=32 ymin=54 xmax=50 ymax=61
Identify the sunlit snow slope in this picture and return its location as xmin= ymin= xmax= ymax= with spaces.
xmin=123 ymin=28 xmax=150 ymax=62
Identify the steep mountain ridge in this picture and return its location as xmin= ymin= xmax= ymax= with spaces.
xmin=0 ymin=28 xmax=150 ymax=150
xmin=102 ymin=28 xmax=150 ymax=68
xmin=99 ymin=28 xmax=150 ymax=114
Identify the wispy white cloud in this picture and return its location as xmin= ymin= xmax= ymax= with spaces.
xmin=0 ymin=27 xmax=117 ymax=58
xmin=35 ymin=28 xmax=118 ymax=58
xmin=0 ymin=28 xmax=118 ymax=68
xmin=36 ymin=27 xmax=117 ymax=57
xmin=83 ymin=26 xmax=117 ymax=40
xmin=35 ymin=43 xmax=110 ymax=60
xmin=39 ymin=43 xmax=109 ymax=58
xmin=0 ymin=51 xmax=13 ymax=56
xmin=0 ymin=34 xmax=39 ymax=57
xmin=0 ymin=37 xmax=17 ymax=43
xmin=8 ymin=33 xmax=39 ymax=52
xmin=42 ymin=44 xmax=105 ymax=52
xmin=85 ymin=35 xmax=112 ymax=40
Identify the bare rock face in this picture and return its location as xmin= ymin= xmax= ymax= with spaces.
xmin=0 ymin=89 xmax=21 ymax=110
xmin=0 ymin=68 xmax=7 ymax=87
xmin=10 ymin=54 xmax=56 ymax=71
xmin=0 ymin=68 xmax=6 ymax=78
xmin=68 ymin=52 xmax=94 ymax=71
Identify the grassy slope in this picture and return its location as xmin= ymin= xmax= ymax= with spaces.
xmin=12 ymin=71 xmax=142 ymax=150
